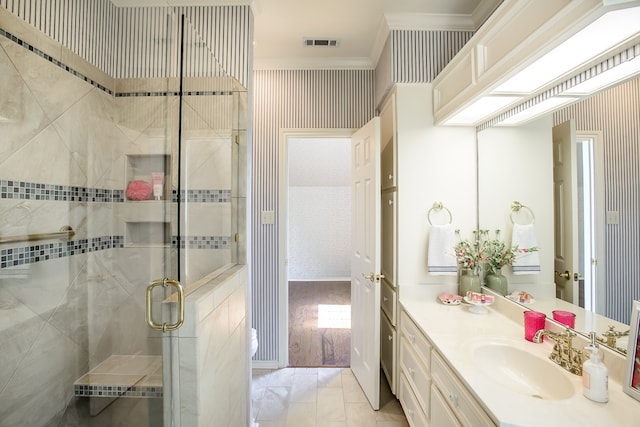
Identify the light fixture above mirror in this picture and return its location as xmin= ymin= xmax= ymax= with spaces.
xmin=432 ymin=0 xmax=640 ymax=127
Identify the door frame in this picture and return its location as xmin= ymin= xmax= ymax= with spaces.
xmin=277 ymin=128 xmax=356 ymax=367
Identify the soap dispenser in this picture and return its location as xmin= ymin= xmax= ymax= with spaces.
xmin=582 ymin=332 xmax=608 ymax=403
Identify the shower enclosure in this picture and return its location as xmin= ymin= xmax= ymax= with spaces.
xmin=0 ymin=7 xmax=247 ymax=426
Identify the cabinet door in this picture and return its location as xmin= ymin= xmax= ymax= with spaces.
xmin=380 ymin=310 xmax=396 ymax=393
xmin=430 ymin=385 xmax=462 ymax=427
xmin=380 ymin=94 xmax=396 ymax=190
xmin=381 ymin=191 xmax=397 ymax=288
xmin=381 ymin=142 xmax=396 ymax=189
xmin=380 ymin=278 xmax=397 ymax=324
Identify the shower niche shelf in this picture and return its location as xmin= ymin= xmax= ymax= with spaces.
xmin=125 ymin=221 xmax=170 ymax=247
xmin=125 ymin=154 xmax=170 ymax=202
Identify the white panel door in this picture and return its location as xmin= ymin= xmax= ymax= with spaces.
xmin=350 ymin=117 xmax=381 ymax=410
xmin=553 ymin=120 xmax=579 ymax=304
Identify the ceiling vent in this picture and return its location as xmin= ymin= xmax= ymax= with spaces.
xmin=303 ymin=38 xmax=339 ymax=47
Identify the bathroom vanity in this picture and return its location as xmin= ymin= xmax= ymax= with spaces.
xmin=398 ymin=288 xmax=640 ymax=426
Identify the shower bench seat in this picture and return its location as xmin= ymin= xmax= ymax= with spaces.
xmin=73 ymin=354 xmax=162 ymax=398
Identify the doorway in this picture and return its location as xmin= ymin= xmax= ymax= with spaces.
xmin=553 ymin=123 xmax=605 ymax=312
xmin=278 ymin=131 xmax=353 ymax=367
xmin=575 ymin=133 xmax=606 ymax=313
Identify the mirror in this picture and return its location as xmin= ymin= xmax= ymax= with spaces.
xmin=478 ymin=74 xmax=640 ymax=355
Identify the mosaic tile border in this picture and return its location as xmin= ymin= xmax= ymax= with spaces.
xmin=173 ymin=235 xmax=232 ymax=250
xmin=0 ymin=236 xmax=124 ymax=268
xmin=1 ymin=27 xmax=233 ymax=98
xmin=173 ymin=189 xmax=232 ymax=203
xmin=1 ymin=180 xmax=125 ymax=202
xmin=74 ymin=384 xmax=163 ymax=398
xmin=0 ymin=235 xmax=231 ymax=269
xmin=1 ymin=180 xmax=232 ymax=203
xmin=0 ymin=28 xmax=114 ymax=94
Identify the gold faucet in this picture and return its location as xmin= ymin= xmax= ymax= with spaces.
xmin=596 ymin=325 xmax=629 ymax=354
xmin=533 ymin=328 xmax=585 ymax=376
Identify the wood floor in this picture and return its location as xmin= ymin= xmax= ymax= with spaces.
xmin=288 ymin=281 xmax=351 ymax=367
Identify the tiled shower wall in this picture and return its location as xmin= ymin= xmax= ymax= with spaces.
xmin=554 ymin=77 xmax=640 ymax=324
xmin=0 ymin=3 xmax=251 ymax=426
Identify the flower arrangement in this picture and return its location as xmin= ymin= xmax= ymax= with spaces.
xmin=481 ymin=230 xmax=538 ymax=274
xmin=454 ymin=230 xmax=483 ymax=270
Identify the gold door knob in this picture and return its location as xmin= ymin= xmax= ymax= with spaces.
xmin=555 ymin=270 xmax=571 ymax=280
xmin=362 ymin=272 xmax=385 ymax=282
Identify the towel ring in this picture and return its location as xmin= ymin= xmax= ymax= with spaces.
xmin=427 ymin=202 xmax=453 ymax=225
xmin=510 ymin=201 xmax=535 ymax=225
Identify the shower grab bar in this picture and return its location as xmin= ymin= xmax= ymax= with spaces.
xmin=0 ymin=225 xmax=75 ymax=244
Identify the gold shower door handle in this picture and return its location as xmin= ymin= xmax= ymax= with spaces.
xmin=145 ymin=278 xmax=185 ymax=332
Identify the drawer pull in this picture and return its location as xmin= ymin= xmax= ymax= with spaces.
xmin=448 ymin=392 xmax=459 ymax=408
xmin=383 ymin=296 xmax=388 ymax=302
xmin=408 ymin=367 xmax=415 ymax=376
xmin=388 ymin=199 xmax=393 ymax=205
xmin=388 ymin=335 xmax=393 ymax=341
xmin=388 ymin=173 xmax=393 ymax=181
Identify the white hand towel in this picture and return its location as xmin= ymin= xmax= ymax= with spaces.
xmin=511 ymin=223 xmax=540 ymax=275
xmin=427 ymin=224 xmax=457 ymax=275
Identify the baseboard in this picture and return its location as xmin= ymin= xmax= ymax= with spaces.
xmin=251 ymin=360 xmax=279 ymax=369
xmin=288 ymin=277 xmax=350 ymax=282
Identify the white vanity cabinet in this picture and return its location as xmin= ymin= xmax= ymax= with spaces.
xmin=399 ymin=310 xmax=431 ymax=427
xmin=380 ymin=92 xmax=398 ymax=393
xmin=399 ymin=308 xmax=496 ymax=427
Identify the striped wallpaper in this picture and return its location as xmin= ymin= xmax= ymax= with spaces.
xmin=554 ymin=77 xmax=640 ymax=324
xmin=252 ymin=69 xmax=375 ymax=362
xmin=390 ymin=29 xmax=474 ymax=84
xmin=252 ymin=30 xmax=473 ymax=363
xmin=0 ymin=0 xmax=253 ymax=86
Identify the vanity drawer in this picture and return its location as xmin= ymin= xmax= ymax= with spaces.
xmin=381 ymin=278 xmax=397 ymax=325
xmin=430 ymin=384 xmax=462 ymax=427
xmin=400 ymin=310 xmax=431 ymax=369
xmin=399 ymin=372 xmax=429 ymax=427
xmin=431 ymin=351 xmax=495 ymax=427
xmin=400 ymin=336 xmax=431 ymax=417
xmin=380 ymin=309 xmax=396 ymax=392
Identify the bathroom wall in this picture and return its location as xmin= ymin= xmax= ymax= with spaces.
xmin=252 ymin=69 xmax=374 ymax=363
xmin=0 ymin=3 xmax=252 ymax=425
xmin=554 ymin=77 xmax=640 ymax=323
xmin=287 ymin=137 xmax=351 ymax=281
xmin=252 ymin=29 xmax=475 ymax=364
xmin=374 ymin=29 xmax=474 ymax=107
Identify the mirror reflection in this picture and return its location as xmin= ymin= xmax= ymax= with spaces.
xmin=478 ymin=75 xmax=640 ymax=354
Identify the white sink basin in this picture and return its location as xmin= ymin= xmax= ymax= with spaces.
xmin=472 ymin=340 xmax=575 ymax=400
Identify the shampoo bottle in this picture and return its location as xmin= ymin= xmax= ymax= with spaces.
xmin=582 ymin=332 xmax=608 ymax=403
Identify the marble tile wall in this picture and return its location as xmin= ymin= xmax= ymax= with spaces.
xmin=0 ymin=7 xmax=246 ymax=426
xmin=168 ymin=265 xmax=250 ymax=427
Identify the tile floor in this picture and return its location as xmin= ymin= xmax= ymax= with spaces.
xmin=251 ymin=367 xmax=409 ymax=427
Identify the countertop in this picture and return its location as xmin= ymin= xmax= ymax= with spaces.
xmin=400 ymin=293 xmax=640 ymax=427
